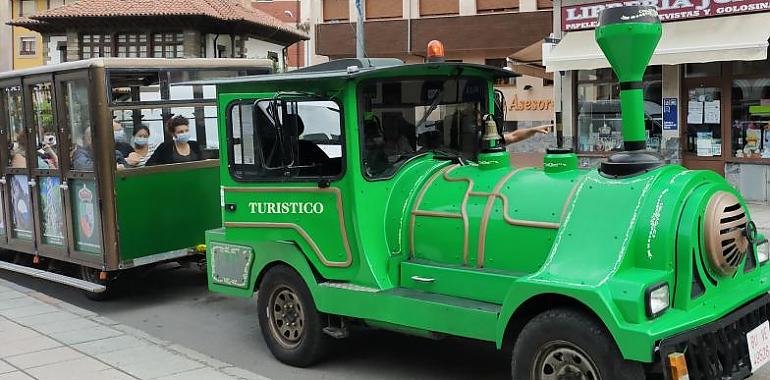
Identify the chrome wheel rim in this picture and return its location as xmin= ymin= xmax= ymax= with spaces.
xmin=266 ymin=286 xmax=305 ymax=349
xmin=532 ymin=341 xmax=601 ymax=380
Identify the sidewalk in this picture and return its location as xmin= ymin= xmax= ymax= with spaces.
xmin=749 ymin=202 xmax=770 ymax=237
xmin=0 ymin=279 xmax=269 ymax=380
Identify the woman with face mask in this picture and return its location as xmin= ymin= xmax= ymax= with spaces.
xmin=125 ymin=125 xmax=156 ymax=168
xmin=145 ymin=115 xmax=202 ymax=166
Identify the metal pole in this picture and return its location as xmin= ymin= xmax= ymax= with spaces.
xmin=355 ymin=0 xmax=365 ymax=59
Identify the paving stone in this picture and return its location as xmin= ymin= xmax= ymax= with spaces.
xmin=88 ymin=316 xmax=120 ymax=326
xmin=0 ymin=298 xmax=43 ymax=312
xmin=17 ymin=310 xmax=80 ymax=327
xmin=0 ymin=303 xmax=60 ymax=319
xmin=0 ymin=321 xmax=39 ymax=343
xmin=25 ymin=356 xmax=109 ymax=380
xmin=5 ymin=346 xmax=84 ymax=370
xmin=112 ymin=324 xmax=169 ymax=346
xmin=0 ymin=372 xmax=35 ymax=380
xmin=0 ymin=282 xmax=33 ymax=294
xmin=0 ymin=291 xmax=24 ymax=302
xmin=57 ymin=303 xmax=97 ymax=318
xmin=166 ymin=344 xmax=230 ymax=369
xmin=71 ymin=335 xmax=146 ymax=356
xmin=0 ymin=335 xmax=61 ymax=358
xmin=154 ymin=367 xmax=239 ymax=380
xmin=0 ymin=361 xmax=15 ymax=375
xmin=222 ymin=367 xmax=273 ymax=380
xmin=96 ymin=346 xmax=205 ymax=379
xmin=89 ymin=368 xmax=138 ymax=380
xmin=47 ymin=325 xmax=123 ymax=345
xmin=27 ymin=292 xmax=62 ymax=306
xmin=32 ymin=317 xmax=102 ymax=335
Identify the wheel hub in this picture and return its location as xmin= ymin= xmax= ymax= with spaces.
xmin=533 ymin=342 xmax=600 ymax=380
xmin=267 ymin=287 xmax=306 ymax=349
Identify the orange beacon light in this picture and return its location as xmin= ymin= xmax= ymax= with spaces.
xmin=427 ymin=40 xmax=445 ymax=63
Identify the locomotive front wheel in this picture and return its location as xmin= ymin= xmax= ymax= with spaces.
xmin=257 ymin=265 xmax=328 ymax=367
xmin=511 ymin=308 xmax=644 ymax=380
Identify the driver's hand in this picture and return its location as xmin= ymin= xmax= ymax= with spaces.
xmin=533 ymin=124 xmax=552 ymax=134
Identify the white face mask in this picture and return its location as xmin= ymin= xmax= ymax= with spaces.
xmin=133 ymin=136 xmax=149 ymax=146
xmin=175 ymin=132 xmax=191 ymax=143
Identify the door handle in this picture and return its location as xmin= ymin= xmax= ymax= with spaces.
xmin=28 ymin=179 xmax=36 ymax=188
xmin=0 ymin=177 xmax=6 ymax=185
xmin=411 ymin=276 xmax=435 ymax=283
xmin=59 ymin=182 xmax=69 ymax=191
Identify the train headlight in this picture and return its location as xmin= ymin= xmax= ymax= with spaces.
xmin=757 ymin=240 xmax=769 ymax=265
xmin=646 ymin=282 xmax=670 ymax=319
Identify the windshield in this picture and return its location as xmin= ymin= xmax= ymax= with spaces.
xmin=360 ymin=77 xmax=488 ymax=178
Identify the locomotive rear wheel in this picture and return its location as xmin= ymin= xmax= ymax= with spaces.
xmin=257 ymin=265 xmax=329 ymax=367
xmin=511 ymin=308 xmax=644 ymax=380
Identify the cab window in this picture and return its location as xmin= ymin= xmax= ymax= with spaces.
xmin=359 ymin=78 xmax=487 ymax=179
xmin=228 ymin=98 xmax=343 ymax=181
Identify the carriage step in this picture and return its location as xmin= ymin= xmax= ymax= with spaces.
xmin=0 ymin=261 xmax=106 ymax=293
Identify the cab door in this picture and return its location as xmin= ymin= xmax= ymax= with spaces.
xmin=217 ymin=94 xmax=354 ymax=280
xmin=25 ymin=76 xmax=68 ymax=259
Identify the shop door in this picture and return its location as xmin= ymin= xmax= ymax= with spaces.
xmin=57 ymin=74 xmax=104 ymax=264
xmin=25 ymin=77 xmax=68 ymax=259
xmin=0 ymin=82 xmax=25 ymax=250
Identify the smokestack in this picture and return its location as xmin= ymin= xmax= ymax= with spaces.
xmin=595 ymin=6 xmax=665 ymax=178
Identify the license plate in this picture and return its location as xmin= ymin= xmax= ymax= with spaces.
xmin=747 ymin=321 xmax=770 ymax=372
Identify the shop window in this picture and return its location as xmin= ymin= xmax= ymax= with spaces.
xmin=19 ymin=37 xmax=36 ymax=56
xmin=731 ymin=79 xmax=770 ymax=159
xmin=227 ymin=99 xmax=344 ymax=180
xmin=80 ymin=34 xmax=112 ymax=59
xmin=323 ymin=0 xmax=349 ymax=21
xmin=152 ymin=33 xmax=184 ymax=58
xmin=477 ymin=0 xmax=519 ymax=13
xmin=366 ymin=0 xmax=402 ymax=19
xmin=420 ymin=0 xmax=459 ymax=16
xmin=684 ymin=86 xmax=721 ymax=157
xmin=576 ymin=67 xmax=662 ymax=153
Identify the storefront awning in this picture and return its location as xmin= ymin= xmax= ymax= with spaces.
xmin=545 ymin=13 xmax=770 ymax=72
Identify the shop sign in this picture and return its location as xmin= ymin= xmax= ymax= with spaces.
xmin=562 ymin=0 xmax=770 ymax=30
xmin=508 ymin=96 xmax=555 ymax=112
xmin=663 ymin=97 xmax=678 ymax=131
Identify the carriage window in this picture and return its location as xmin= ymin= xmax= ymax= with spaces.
xmin=228 ymin=99 xmax=343 ymax=181
xmin=4 ymin=86 xmax=25 ymax=169
xmin=110 ymin=71 xmax=162 ymax=103
xmin=30 ymin=82 xmax=59 ymax=170
xmin=360 ymin=78 xmax=487 ymax=178
xmin=62 ymin=79 xmax=94 ymax=172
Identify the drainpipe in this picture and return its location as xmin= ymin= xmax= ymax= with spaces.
xmin=355 ymin=0 xmax=365 ymax=59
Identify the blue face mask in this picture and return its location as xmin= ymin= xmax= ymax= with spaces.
xmin=175 ymin=132 xmax=191 ymax=143
xmin=133 ymin=136 xmax=149 ymax=146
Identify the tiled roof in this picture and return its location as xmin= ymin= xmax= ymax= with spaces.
xmin=19 ymin=0 xmax=306 ymax=40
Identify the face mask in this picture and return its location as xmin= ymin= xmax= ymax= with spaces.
xmin=133 ymin=137 xmax=149 ymax=146
xmin=44 ymin=135 xmax=56 ymax=146
xmin=114 ymin=130 xmax=126 ymax=143
xmin=175 ymin=132 xmax=191 ymax=143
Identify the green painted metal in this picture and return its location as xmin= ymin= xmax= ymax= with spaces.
xmin=543 ymin=151 xmax=578 ymax=173
xmin=206 ymin=51 xmax=770 ymax=367
xmin=115 ymin=165 xmax=221 ymax=261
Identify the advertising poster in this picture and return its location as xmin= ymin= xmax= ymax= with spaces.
xmin=663 ymin=98 xmax=678 ymax=131
xmin=71 ymin=180 xmax=102 ymax=254
xmin=39 ymin=177 xmax=65 ymax=246
xmin=10 ymin=175 xmax=33 ymax=240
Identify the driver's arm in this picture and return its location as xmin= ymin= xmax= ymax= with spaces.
xmin=503 ymin=124 xmax=552 ymax=145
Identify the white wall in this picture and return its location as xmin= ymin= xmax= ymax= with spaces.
xmin=0 ymin=1 xmax=11 ymax=72
xmin=244 ymin=38 xmax=286 ymax=70
xmin=46 ymin=35 xmax=67 ymax=65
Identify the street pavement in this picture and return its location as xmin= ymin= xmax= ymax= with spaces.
xmin=2 ymin=205 xmax=770 ymax=379
xmin=0 ymin=278 xmax=267 ymax=380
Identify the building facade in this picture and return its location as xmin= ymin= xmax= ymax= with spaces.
xmin=545 ymin=0 xmax=770 ymax=201
xmin=8 ymin=0 xmax=306 ymax=70
xmin=0 ymin=0 xmax=11 ymax=72
xmin=9 ymin=0 xmax=72 ymax=70
xmin=314 ymin=0 xmax=556 ymax=152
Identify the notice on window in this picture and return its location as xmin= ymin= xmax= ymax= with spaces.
xmin=688 ymin=101 xmax=704 ymax=125
xmin=696 ymin=131 xmax=713 ymax=157
xmin=704 ymin=100 xmax=721 ymax=124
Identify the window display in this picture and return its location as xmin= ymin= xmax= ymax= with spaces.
xmin=576 ymin=67 xmax=662 ymax=153
xmin=731 ymin=58 xmax=770 ymax=159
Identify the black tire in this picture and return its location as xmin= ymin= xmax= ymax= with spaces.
xmin=80 ymin=266 xmax=114 ymax=301
xmin=257 ymin=265 xmax=329 ymax=367
xmin=511 ymin=308 xmax=644 ymax=380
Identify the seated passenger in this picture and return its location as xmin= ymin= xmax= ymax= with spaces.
xmin=145 ymin=116 xmax=202 ymax=166
xmin=72 ymin=127 xmax=127 ymax=171
xmin=10 ymin=128 xmax=58 ymax=169
xmin=125 ymin=125 xmax=156 ymax=168
xmin=113 ymin=120 xmax=135 ymax=158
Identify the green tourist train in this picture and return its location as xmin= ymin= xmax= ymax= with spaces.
xmin=203 ymin=6 xmax=770 ymax=380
